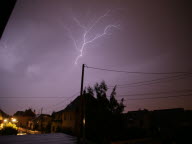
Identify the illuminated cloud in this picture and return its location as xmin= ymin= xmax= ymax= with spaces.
xmin=26 ymin=64 xmax=41 ymax=77
xmin=65 ymin=10 xmax=120 ymax=64
xmin=0 ymin=41 xmax=21 ymax=72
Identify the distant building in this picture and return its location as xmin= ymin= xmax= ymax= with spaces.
xmin=28 ymin=114 xmax=52 ymax=132
xmin=183 ymin=110 xmax=192 ymax=127
xmin=51 ymin=95 xmax=83 ymax=135
xmin=152 ymin=108 xmax=184 ymax=130
xmin=124 ymin=109 xmax=151 ymax=129
xmin=0 ymin=109 xmax=9 ymax=123
xmin=51 ymin=94 xmax=98 ymax=136
xmin=0 ymin=114 xmax=2 ymax=122
xmin=119 ymin=108 xmax=192 ymax=141
xmin=14 ymin=109 xmax=35 ymax=128
xmin=51 ymin=111 xmax=62 ymax=133
xmin=123 ymin=108 xmax=186 ymax=130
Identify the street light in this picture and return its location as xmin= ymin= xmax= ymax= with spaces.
xmin=12 ymin=118 xmax=17 ymax=123
xmin=3 ymin=119 xmax=8 ymax=123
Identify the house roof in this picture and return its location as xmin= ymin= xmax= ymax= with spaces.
xmin=153 ymin=108 xmax=184 ymax=113
xmin=14 ymin=111 xmax=24 ymax=116
xmin=0 ymin=109 xmax=9 ymax=117
xmin=64 ymin=94 xmax=97 ymax=112
xmin=14 ymin=109 xmax=35 ymax=117
xmin=64 ymin=95 xmax=81 ymax=112
xmin=53 ymin=94 xmax=97 ymax=115
xmin=30 ymin=114 xmax=51 ymax=122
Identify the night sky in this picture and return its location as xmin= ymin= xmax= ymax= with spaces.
xmin=0 ymin=0 xmax=192 ymax=115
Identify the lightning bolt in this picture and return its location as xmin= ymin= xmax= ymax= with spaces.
xmin=66 ymin=10 xmax=120 ymax=64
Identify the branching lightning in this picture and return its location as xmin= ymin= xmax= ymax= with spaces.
xmin=67 ymin=10 xmax=120 ymax=64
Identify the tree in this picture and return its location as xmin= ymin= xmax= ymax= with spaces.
xmin=109 ymin=86 xmax=125 ymax=114
xmin=84 ymin=81 xmax=125 ymax=143
xmin=86 ymin=80 xmax=125 ymax=114
xmin=0 ymin=122 xmax=18 ymax=135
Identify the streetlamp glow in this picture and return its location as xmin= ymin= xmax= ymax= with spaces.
xmin=12 ymin=118 xmax=17 ymax=123
xmin=3 ymin=119 xmax=8 ymax=123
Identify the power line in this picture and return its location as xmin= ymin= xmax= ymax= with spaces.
xmin=0 ymin=97 xmax=73 ymax=99
xmin=108 ymin=74 xmax=192 ymax=88
xmin=7 ymin=92 xmax=80 ymax=114
xmin=44 ymin=91 xmax=79 ymax=110
xmin=109 ymin=74 xmax=190 ymax=87
xmin=121 ymin=93 xmax=192 ymax=100
xmin=118 ymin=89 xmax=192 ymax=97
xmin=0 ymin=92 xmax=80 ymax=99
xmin=86 ymin=65 xmax=192 ymax=75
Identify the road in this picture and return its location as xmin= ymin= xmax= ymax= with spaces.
xmin=18 ymin=127 xmax=41 ymax=135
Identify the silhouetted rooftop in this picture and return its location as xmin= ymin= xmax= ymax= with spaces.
xmin=0 ymin=109 xmax=9 ymax=117
xmin=14 ymin=109 xmax=35 ymax=117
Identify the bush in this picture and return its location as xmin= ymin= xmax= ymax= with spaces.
xmin=0 ymin=122 xmax=18 ymax=135
xmin=0 ymin=127 xmax=18 ymax=135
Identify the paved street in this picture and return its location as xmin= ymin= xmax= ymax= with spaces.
xmin=0 ymin=133 xmax=77 ymax=144
xmin=17 ymin=127 xmax=41 ymax=135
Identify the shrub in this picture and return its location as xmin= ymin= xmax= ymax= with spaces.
xmin=0 ymin=122 xmax=18 ymax=135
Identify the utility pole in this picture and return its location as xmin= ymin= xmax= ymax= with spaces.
xmin=41 ymin=107 xmax=43 ymax=131
xmin=80 ymin=64 xmax=85 ymax=143
xmin=41 ymin=107 xmax=43 ymax=115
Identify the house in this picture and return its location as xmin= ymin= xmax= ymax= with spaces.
xmin=51 ymin=110 xmax=63 ymax=133
xmin=14 ymin=109 xmax=36 ymax=128
xmin=123 ymin=108 xmax=185 ymax=131
xmin=51 ymin=94 xmax=98 ymax=137
xmin=51 ymin=95 xmax=82 ymax=135
xmin=28 ymin=114 xmax=52 ymax=132
xmin=120 ymin=109 xmax=152 ymax=140
xmin=0 ymin=109 xmax=9 ymax=123
xmin=125 ymin=109 xmax=151 ymax=129
xmin=183 ymin=110 xmax=192 ymax=127
xmin=152 ymin=108 xmax=184 ymax=130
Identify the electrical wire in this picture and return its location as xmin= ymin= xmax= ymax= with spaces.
xmin=118 ymin=89 xmax=192 ymax=97
xmin=121 ymin=93 xmax=192 ymax=100
xmin=0 ymin=96 xmax=75 ymax=99
xmin=86 ymin=65 xmax=192 ymax=75
xmin=44 ymin=91 xmax=79 ymax=110
xmin=108 ymin=74 xmax=192 ymax=88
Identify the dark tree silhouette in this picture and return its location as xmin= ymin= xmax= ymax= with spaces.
xmin=0 ymin=126 xmax=18 ymax=135
xmin=84 ymin=81 xmax=125 ymax=143
xmin=109 ymin=86 xmax=125 ymax=114
xmin=86 ymin=80 xmax=125 ymax=114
